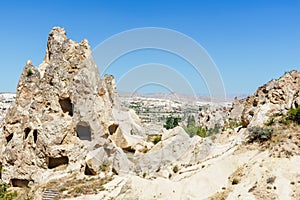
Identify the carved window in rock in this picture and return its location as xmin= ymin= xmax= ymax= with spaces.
xmin=47 ymin=156 xmax=69 ymax=169
xmin=11 ymin=179 xmax=30 ymax=187
xmin=76 ymin=122 xmax=92 ymax=141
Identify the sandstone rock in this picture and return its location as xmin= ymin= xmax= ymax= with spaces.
xmin=241 ymin=70 xmax=300 ymax=127
xmin=109 ymin=108 xmax=147 ymax=151
xmin=0 ymin=27 xmax=138 ymax=185
xmin=198 ymin=104 xmax=229 ymax=130
xmin=134 ymin=126 xmax=191 ymax=174
xmin=229 ymin=97 xmax=245 ymax=121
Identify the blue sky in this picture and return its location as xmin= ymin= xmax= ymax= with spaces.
xmin=0 ymin=0 xmax=299 ymax=96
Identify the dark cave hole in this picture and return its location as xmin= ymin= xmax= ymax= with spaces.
xmin=24 ymin=128 xmax=31 ymax=139
xmin=47 ymin=156 xmax=69 ymax=169
xmin=76 ymin=124 xmax=92 ymax=141
xmin=6 ymin=133 xmax=13 ymax=143
xmin=59 ymin=97 xmax=74 ymax=116
xmin=108 ymin=124 xmax=119 ymax=135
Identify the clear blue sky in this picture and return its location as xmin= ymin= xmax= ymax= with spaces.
xmin=0 ymin=0 xmax=299 ymax=96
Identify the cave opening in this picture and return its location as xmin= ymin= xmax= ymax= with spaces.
xmin=76 ymin=123 xmax=92 ymax=141
xmin=6 ymin=133 xmax=13 ymax=143
xmin=33 ymin=130 xmax=38 ymax=143
xmin=11 ymin=179 xmax=30 ymax=187
xmin=47 ymin=156 xmax=69 ymax=169
xmin=84 ymin=164 xmax=96 ymax=176
xmin=24 ymin=128 xmax=31 ymax=139
xmin=108 ymin=124 xmax=119 ymax=135
xmin=59 ymin=97 xmax=73 ymax=116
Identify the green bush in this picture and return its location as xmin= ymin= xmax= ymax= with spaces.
xmin=232 ymin=178 xmax=239 ymax=185
xmin=27 ymin=69 xmax=33 ymax=77
xmin=183 ymin=115 xmax=207 ymax=138
xmin=0 ymin=182 xmax=17 ymax=199
xmin=163 ymin=116 xmax=181 ymax=130
xmin=153 ymin=135 xmax=162 ymax=144
xmin=286 ymin=106 xmax=300 ymax=124
xmin=173 ymin=165 xmax=179 ymax=173
xmin=247 ymin=126 xmax=273 ymax=143
xmin=187 ymin=115 xmax=195 ymax=128
xmin=207 ymin=123 xmax=222 ymax=136
xmin=0 ymin=182 xmax=9 ymax=198
xmin=227 ymin=118 xmax=242 ymax=129
xmin=265 ymin=117 xmax=275 ymax=126
xmin=183 ymin=125 xmax=207 ymax=138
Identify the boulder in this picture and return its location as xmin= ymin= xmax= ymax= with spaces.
xmin=134 ymin=126 xmax=191 ymax=173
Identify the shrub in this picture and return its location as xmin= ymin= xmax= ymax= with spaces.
xmin=207 ymin=123 xmax=221 ymax=136
xmin=163 ymin=116 xmax=181 ymax=130
xmin=286 ymin=106 xmax=300 ymax=124
xmin=232 ymin=178 xmax=239 ymax=185
xmin=226 ymin=118 xmax=242 ymax=129
xmin=0 ymin=182 xmax=9 ymax=198
xmin=196 ymin=126 xmax=207 ymax=138
xmin=187 ymin=115 xmax=196 ymax=128
xmin=183 ymin=115 xmax=208 ymax=138
xmin=143 ymin=172 xmax=147 ymax=178
xmin=153 ymin=135 xmax=162 ymax=144
xmin=173 ymin=165 xmax=179 ymax=173
xmin=27 ymin=69 xmax=33 ymax=77
xmin=265 ymin=117 xmax=275 ymax=126
xmin=0 ymin=182 xmax=17 ymax=199
xmin=266 ymin=176 xmax=276 ymax=184
xmin=183 ymin=125 xmax=207 ymax=138
xmin=247 ymin=126 xmax=273 ymax=143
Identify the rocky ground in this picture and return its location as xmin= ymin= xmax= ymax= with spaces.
xmin=0 ymin=27 xmax=299 ymax=200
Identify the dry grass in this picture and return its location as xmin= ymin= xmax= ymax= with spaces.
xmin=55 ymin=177 xmax=112 ymax=199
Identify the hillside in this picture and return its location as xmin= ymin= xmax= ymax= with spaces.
xmin=0 ymin=27 xmax=299 ymax=200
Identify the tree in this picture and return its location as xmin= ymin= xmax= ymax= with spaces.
xmin=187 ymin=115 xmax=195 ymax=128
xmin=164 ymin=116 xmax=181 ymax=130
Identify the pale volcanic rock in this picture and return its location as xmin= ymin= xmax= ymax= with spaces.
xmin=241 ymin=70 xmax=300 ymax=127
xmin=0 ymin=27 xmax=139 ymax=185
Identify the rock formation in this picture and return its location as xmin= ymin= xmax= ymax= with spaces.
xmin=1 ymin=27 xmax=300 ymax=200
xmin=0 ymin=27 xmax=143 ymax=186
xmin=241 ymin=70 xmax=300 ymax=127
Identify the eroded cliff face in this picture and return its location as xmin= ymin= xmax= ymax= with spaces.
xmin=241 ymin=70 xmax=300 ymax=127
xmin=0 ymin=27 xmax=138 ymax=186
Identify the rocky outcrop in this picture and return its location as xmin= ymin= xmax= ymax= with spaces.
xmin=229 ymin=97 xmax=245 ymax=121
xmin=134 ymin=127 xmax=191 ymax=174
xmin=198 ymin=104 xmax=230 ymax=130
xmin=0 ymin=27 xmax=141 ymax=185
xmin=241 ymin=70 xmax=300 ymax=127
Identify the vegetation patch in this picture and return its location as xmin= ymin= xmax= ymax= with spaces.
xmin=247 ymin=126 xmax=273 ymax=143
xmin=0 ymin=182 xmax=18 ymax=200
xmin=163 ymin=116 xmax=181 ymax=130
xmin=183 ymin=115 xmax=207 ymax=137
xmin=152 ymin=135 xmax=162 ymax=145
xmin=285 ymin=106 xmax=300 ymax=124
xmin=231 ymin=178 xmax=239 ymax=185
xmin=172 ymin=165 xmax=179 ymax=173
xmin=44 ymin=175 xmax=112 ymax=199
xmin=26 ymin=69 xmax=33 ymax=77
